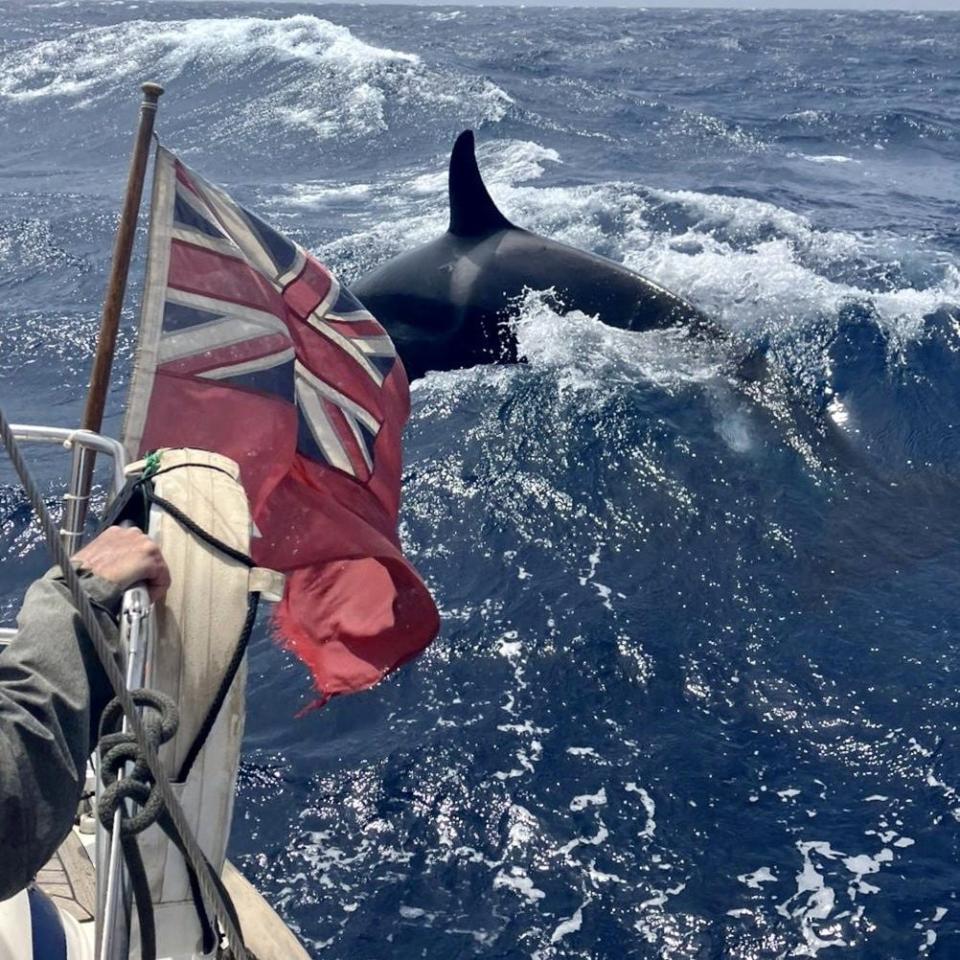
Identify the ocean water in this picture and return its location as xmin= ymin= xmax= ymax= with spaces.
xmin=2 ymin=2 xmax=960 ymax=957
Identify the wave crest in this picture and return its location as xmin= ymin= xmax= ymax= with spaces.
xmin=0 ymin=15 xmax=513 ymax=140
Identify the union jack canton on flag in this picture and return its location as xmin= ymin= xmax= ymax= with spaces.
xmin=123 ymin=146 xmax=439 ymax=702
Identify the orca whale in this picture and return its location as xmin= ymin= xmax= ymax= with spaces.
xmin=352 ymin=130 xmax=717 ymax=381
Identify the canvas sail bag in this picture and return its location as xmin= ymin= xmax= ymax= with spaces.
xmin=124 ymin=448 xmax=281 ymax=958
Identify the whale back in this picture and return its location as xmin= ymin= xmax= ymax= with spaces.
xmin=448 ymin=130 xmax=515 ymax=238
xmin=352 ymin=129 xmax=718 ymax=380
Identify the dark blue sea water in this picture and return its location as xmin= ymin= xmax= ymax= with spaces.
xmin=2 ymin=2 xmax=960 ymax=957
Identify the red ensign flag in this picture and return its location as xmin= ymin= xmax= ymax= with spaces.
xmin=124 ymin=146 xmax=439 ymax=701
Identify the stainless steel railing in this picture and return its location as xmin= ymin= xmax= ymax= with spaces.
xmin=0 ymin=423 xmax=127 ymax=646
xmin=1 ymin=424 xmax=127 ymax=646
xmin=7 ymin=424 xmax=127 ymax=552
xmin=1 ymin=424 xmax=152 ymax=958
xmin=97 ymin=579 xmax=154 ymax=960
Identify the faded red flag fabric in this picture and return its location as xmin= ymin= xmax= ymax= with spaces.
xmin=123 ymin=146 xmax=439 ymax=700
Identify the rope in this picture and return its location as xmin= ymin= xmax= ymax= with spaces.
xmin=97 ymin=690 xmax=179 ymax=836
xmin=176 ymin=591 xmax=259 ymax=783
xmin=142 ymin=488 xmax=254 ymax=569
xmin=96 ymin=690 xmax=179 ymax=960
xmin=0 ymin=408 xmax=249 ymax=959
xmin=97 ymin=682 xmax=243 ymax=960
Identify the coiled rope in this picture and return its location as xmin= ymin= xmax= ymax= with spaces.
xmin=97 ymin=690 xmax=179 ymax=960
xmin=97 ymin=690 xmax=179 ymax=837
xmin=0 ymin=408 xmax=249 ymax=960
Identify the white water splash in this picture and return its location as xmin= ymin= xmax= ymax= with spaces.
xmin=738 ymin=866 xmax=778 ymax=889
xmin=0 ymin=15 xmax=513 ymax=139
xmin=625 ymin=783 xmax=657 ymax=839
xmin=570 ymin=787 xmax=607 ymax=812
xmin=312 ymin=136 xmax=958 ymax=389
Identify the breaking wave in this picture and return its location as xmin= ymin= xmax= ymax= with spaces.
xmin=0 ymin=15 xmax=513 ymax=141
xmin=301 ymin=137 xmax=959 ymax=402
xmin=627 ymin=189 xmax=960 ymax=348
xmin=4 ymin=6 xmax=960 ymax=955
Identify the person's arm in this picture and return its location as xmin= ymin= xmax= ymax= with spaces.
xmin=0 ymin=570 xmax=120 ymax=899
xmin=0 ymin=527 xmax=170 ymax=900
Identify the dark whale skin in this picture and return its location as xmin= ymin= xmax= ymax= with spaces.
xmin=353 ymin=131 xmax=714 ymax=380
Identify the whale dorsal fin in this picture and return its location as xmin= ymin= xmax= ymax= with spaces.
xmin=448 ymin=130 xmax=514 ymax=237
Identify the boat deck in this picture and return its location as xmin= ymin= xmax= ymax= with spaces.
xmin=36 ymin=829 xmax=96 ymax=924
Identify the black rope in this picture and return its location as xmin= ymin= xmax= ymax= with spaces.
xmin=100 ymin=686 xmax=240 ymax=960
xmin=127 ymin=461 xmax=261 ymax=782
xmin=130 ymin=462 xmax=262 ymax=785
xmin=122 ymin=830 xmax=158 ymax=960
xmin=97 ymin=690 xmax=179 ymax=836
xmin=142 ymin=488 xmax=254 ymax=569
xmin=127 ymin=458 xmax=266 ymax=953
xmin=131 ymin=461 xmax=266 ymax=954
xmin=0 ymin=411 xmax=249 ymax=958
xmin=153 ymin=809 xmax=249 ymax=957
xmin=144 ymin=461 xmax=240 ymax=485
xmin=177 ymin=590 xmax=260 ymax=783
xmin=96 ymin=689 xmax=178 ymax=960
xmin=156 ymin=809 xmax=218 ymax=954
xmin=92 ymin=461 xmax=257 ymax=956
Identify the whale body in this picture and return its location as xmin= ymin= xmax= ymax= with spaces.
xmin=352 ymin=131 xmax=716 ymax=380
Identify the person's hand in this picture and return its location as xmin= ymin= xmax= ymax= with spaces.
xmin=71 ymin=526 xmax=171 ymax=603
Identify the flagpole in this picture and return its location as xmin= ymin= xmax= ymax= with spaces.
xmin=65 ymin=82 xmax=163 ymax=549
xmin=83 ymin=80 xmax=164 ymax=434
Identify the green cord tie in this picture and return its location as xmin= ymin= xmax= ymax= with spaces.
xmin=141 ymin=450 xmax=162 ymax=480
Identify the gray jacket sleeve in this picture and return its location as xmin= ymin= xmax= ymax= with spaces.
xmin=0 ymin=569 xmax=122 ymax=901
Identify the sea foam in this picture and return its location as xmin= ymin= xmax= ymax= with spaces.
xmin=0 ymin=15 xmax=513 ymax=140
xmin=311 ymin=136 xmax=958 ymax=383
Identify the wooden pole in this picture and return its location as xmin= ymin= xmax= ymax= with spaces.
xmin=81 ymin=81 xmax=164 ymax=435
xmin=62 ymin=82 xmax=162 ymax=549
